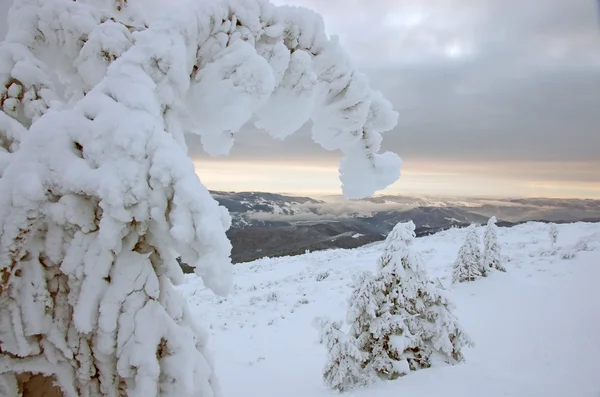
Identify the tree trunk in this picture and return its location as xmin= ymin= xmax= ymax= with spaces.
xmin=17 ymin=373 xmax=63 ymax=397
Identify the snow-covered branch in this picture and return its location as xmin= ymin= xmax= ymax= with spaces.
xmin=0 ymin=0 xmax=402 ymax=395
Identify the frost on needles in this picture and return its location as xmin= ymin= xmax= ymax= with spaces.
xmin=0 ymin=0 xmax=402 ymax=396
xmin=320 ymin=222 xmax=472 ymax=392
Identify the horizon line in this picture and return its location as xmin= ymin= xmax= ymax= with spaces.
xmin=208 ymin=188 xmax=600 ymax=201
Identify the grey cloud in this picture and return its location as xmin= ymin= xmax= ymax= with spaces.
xmin=246 ymin=197 xmax=420 ymax=222
xmin=1 ymin=0 xmax=598 ymax=178
xmin=191 ymin=0 xmax=600 ymax=175
xmin=374 ymin=63 xmax=600 ymax=163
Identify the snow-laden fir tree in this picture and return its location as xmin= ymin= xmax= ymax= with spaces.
xmin=452 ymin=225 xmax=483 ymax=283
xmin=483 ymin=216 xmax=506 ymax=273
xmin=549 ymin=223 xmax=559 ymax=249
xmin=317 ymin=318 xmax=369 ymax=392
xmin=346 ymin=221 xmax=471 ymax=382
xmin=0 ymin=1 xmax=402 ymax=396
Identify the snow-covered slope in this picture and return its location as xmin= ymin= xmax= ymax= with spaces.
xmin=178 ymin=222 xmax=600 ymax=397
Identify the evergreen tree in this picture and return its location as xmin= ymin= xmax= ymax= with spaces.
xmin=347 ymin=221 xmax=472 ymax=381
xmin=483 ymin=216 xmax=506 ymax=272
xmin=346 ymin=270 xmax=405 ymax=379
xmin=549 ymin=223 xmax=559 ymax=249
xmin=317 ymin=318 xmax=370 ymax=392
xmin=453 ymin=225 xmax=483 ymax=283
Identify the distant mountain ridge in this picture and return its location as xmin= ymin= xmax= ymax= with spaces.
xmin=197 ymin=191 xmax=600 ymax=264
xmin=210 ymin=190 xmax=322 ymax=228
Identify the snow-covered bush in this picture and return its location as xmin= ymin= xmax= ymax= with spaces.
xmin=453 ymin=225 xmax=483 ymax=283
xmin=346 ymin=222 xmax=471 ymax=382
xmin=483 ymin=216 xmax=506 ymax=273
xmin=316 ymin=318 xmax=369 ymax=392
xmin=0 ymin=1 xmax=401 ymax=396
xmin=584 ymin=233 xmax=600 ymax=252
xmin=549 ymin=223 xmax=559 ymax=249
xmin=560 ymin=239 xmax=590 ymax=260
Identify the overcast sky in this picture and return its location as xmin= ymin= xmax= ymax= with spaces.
xmin=2 ymin=0 xmax=599 ymax=197
xmin=196 ymin=0 xmax=600 ymax=198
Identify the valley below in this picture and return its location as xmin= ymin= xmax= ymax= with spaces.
xmin=194 ymin=192 xmax=600 ymax=264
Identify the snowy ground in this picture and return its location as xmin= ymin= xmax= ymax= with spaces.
xmin=178 ymin=222 xmax=600 ymax=397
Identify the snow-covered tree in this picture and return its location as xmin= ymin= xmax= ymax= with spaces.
xmin=0 ymin=1 xmax=402 ymax=396
xmin=549 ymin=223 xmax=559 ymax=249
xmin=316 ymin=318 xmax=369 ymax=392
xmin=347 ymin=222 xmax=471 ymax=382
xmin=483 ymin=216 xmax=506 ymax=273
xmin=453 ymin=225 xmax=483 ymax=283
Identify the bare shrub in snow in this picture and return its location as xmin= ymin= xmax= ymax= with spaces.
xmin=346 ymin=222 xmax=472 ymax=382
xmin=453 ymin=225 xmax=483 ymax=283
xmin=266 ymin=291 xmax=279 ymax=302
xmin=483 ymin=216 xmax=506 ymax=273
xmin=0 ymin=0 xmax=401 ymax=396
xmin=549 ymin=224 xmax=559 ymax=249
xmin=560 ymin=239 xmax=590 ymax=260
xmin=249 ymin=296 xmax=262 ymax=305
xmin=316 ymin=270 xmax=331 ymax=281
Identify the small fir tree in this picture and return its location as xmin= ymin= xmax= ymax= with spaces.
xmin=483 ymin=216 xmax=506 ymax=272
xmin=346 ymin=270 xmax=406 ymax=379
xmin=549 ymin=223 xmax=559 ymax=249
xmin=347 ymin=221 xmax=472 ymax=381
xmin=453 ymin=225 xmax=483 ymax=283
xmin=317 ymin=318 xmax=370 ymax=392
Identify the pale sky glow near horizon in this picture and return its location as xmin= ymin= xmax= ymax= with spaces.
xmin=191 ymin=0 xmax=600 ymax=199
xmin=194 ymin=158 xmax=600 ymax=199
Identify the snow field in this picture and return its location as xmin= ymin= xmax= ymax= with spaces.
xmin=180 ymin=222 xmax=600 ymax=397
